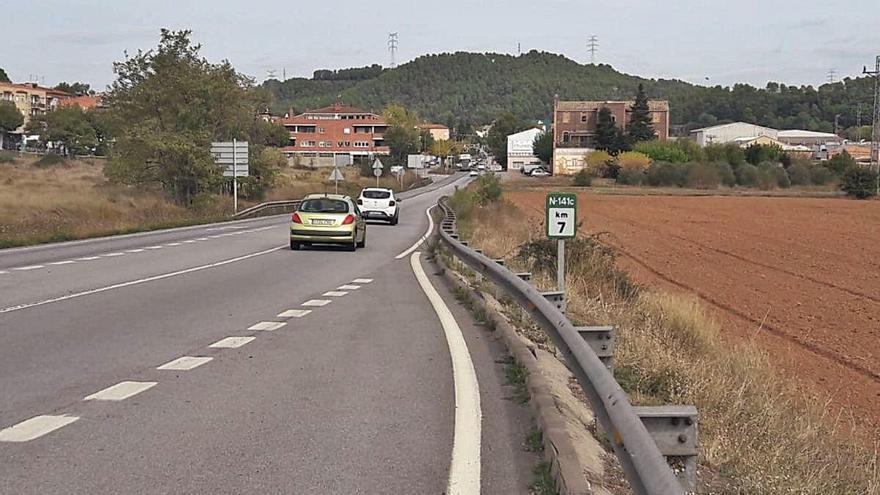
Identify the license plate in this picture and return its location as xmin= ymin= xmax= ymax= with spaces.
xmin=311 ymin=219 xmax=333 ymax=225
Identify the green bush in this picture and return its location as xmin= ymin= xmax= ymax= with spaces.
xmin=705 ymin=143 xmax=745 ymax=167
xmin=810 ymin=166 xmax=834 ymax=185
xmin=34 ymin=153 xmax=64 ymax=167
xmin=0 ymin=150 xmax=16 ymax=163
xmin=634 ymin=140 xmax=688 ymax=163
xmin=674 ymin=139 xmax=705 ymax=162
xmin=572 ymin=169 xmax=592 ymax=187
xmin=840 ymin=167 xmax=878 ymax=199
xmin=826 ymin=151 xmax=857 ymax=176
xmin=757 ymin=162 xmax=790 ymax=189
xmin=713 ymin=161 xmax=736 ymax=187
xmin=745 ymin=143 xmax=782 ymax=165
xmin=735 ymin=163 xmax=759 ymax=186
xmin=617 ymin=168 xmax=646 ymax=185
xmin=646 ymin=161 xmax=687 ymax=187
xmin=787 ymin=163 xmax=812 ymax=186
xmin=685 ymin=162 xmax=721 ymax=189
xmin=473 ymin=173 xmax=502 ymax=205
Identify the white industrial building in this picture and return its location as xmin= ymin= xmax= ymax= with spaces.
xmin=690 ymin=122 xmax=778 ymax=146
xmin=777 ymin=129 xmax=841 ymax=147
xmin=507 ymin=128 xmax=544 ymax=171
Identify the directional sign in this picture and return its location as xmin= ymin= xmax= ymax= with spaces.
xmin=211 ymin=141 xmax=249 ymax=177
xmin=545 ymin=192 xmax=577 ymax=239
xmin=328 ymin=168 xmax=345 ymax=181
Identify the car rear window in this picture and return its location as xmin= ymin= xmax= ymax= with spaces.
xmin=363 ymin=190 xmax=391 ymax=199
xmin=299 ymin=199 xmax=349 ymax=213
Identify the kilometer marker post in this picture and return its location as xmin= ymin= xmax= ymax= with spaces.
xmin=545 ymin=192 xmax=577 ymax=292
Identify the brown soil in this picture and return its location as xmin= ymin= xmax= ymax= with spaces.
xmin=507 ymin=190 xmax=880 ymax=436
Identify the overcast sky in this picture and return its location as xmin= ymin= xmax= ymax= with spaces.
xmin=4 ymin=0 xmax=879 ymax=90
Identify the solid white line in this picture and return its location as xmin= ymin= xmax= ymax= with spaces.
xmin=209 ymin=336 xmax=255 ymax=348
xmin=410 ymin=251 xmax=481 ymax=494
xmin=13 ymin=265 xmax=44 ymax=271
xmin=0 ymin=245 xmax=285 ymax=315
xmin=352 ymin=278 xmax=373 ymax=284
xmin=196 ymin=237 xmax=209 ymax=241
xmin=277 ymin=309 xmax=311 ymax=318
xmin=248 ymin=321 xmax=286 ymax=331
xmin=322 ymin=291 xmax=348 ymax=297
xmin=49 ymin=260 xmax=76 ymax=266
xmin=104 ymin=252 xmax=126 ymax=257
xmin=395 ymin=206 xmax=434 ymax=259
xmin=302 ymin=299 xmax=331 ymax=307
xmin=84 ymin=381 xmax=157 ymax=401
xmin=157 ymin=356 xmax=213 ymax=371
xmin=0 ymin=415 xmax=79 ymax=442
xmin=125 ymin=249 xmax=145 ymax=253
xmin=75 ymin=256 xmax=101 ymax=261
xmin=337 ymin=285 xmax=360 ymax=290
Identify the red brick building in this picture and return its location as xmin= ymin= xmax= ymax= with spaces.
xmin=553 ymin=99 xmax=670 ymax=149
xmin=279 ymin=103 xmax=389 ymax=166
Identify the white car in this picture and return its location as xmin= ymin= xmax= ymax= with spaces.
xmin=530 ymin=168 xmax=550 ymax=177
xmin=468 ymin=170 xmax=479 ymax=177
xmin=357 ymin=188 xmax=400 ymax=225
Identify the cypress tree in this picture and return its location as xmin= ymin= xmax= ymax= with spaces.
xmin=626 ymin=83 xmax=655 ymax=143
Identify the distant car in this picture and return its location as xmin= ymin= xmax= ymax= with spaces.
xmin=357 ymin=188 xmax=400 ymax=225
xmin=290 ymin=194 xmax=366 ymax=251
xmin=530 ymin=168 xmax=550 ymax=177
xmin=468 ymin=169 xmax=480 ymax=177
xmin=522 ymin=164 xmax=543 ymax=175
xmin=390 ymin=165 xmax=404 ymax=174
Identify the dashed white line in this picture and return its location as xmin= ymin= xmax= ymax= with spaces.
xmin=352 ymin=278 xmax=373 ymax=284
xmin=322 ymin=291 xmax=348 ymax=297
xmin=165 ymin=242 xmax=182 ymax=246
xmin=277 ymin=309 xmax=311 ymax=318
xmin=0 ymin=270 xmax=8 ymax=274
xmin=302 ymin=299 xmax=332 ymax=307
xmin=13 ymin=265 xmax=44 ymax=271
xmin=125 ymin=249 xmax=145 ymax=253
xmin=104 ymin=252 xmax=126 ymax=257
xmin=157 ymin=356 xmax=213 ymax=371
xmin=0 ymin=415 xmax=79 ymax=442
xmin=145 ymin=246 xmax=164 ymax=250
xmin=196 ymin=237 xmax=209 ymax=241
xmin=75 ymin=256 xmax=101 ymax=261
xmin=395 ymin=206 xmax=434 ymax=259
xmin=248 ymin=321 xmax=286 ymax=331
xmin=0 ymin=245 xmax=285 ymax=315
xmin=84 ymin=381 xmax=157 ymax=401
xmin=209 ymin=336 xmax=256 ymax=349
xmin=183 ymin=240 xmax=197 ymax=243
xmin=49 ymin=260 xmax=76 ymax=266
xmin=337 ymin=285 xmax=361 ymax=290
xmin=410 ymin=251 xmax=482 ymax=494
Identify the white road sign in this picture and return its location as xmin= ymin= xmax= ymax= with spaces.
xmin=211 ymin=141 xmax=249 ymax=177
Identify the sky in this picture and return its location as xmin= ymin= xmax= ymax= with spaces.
xmin=3 ymin=0 xmax=879 ymax=91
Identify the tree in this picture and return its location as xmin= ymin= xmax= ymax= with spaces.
xmin=53 ymin=82 xmax=92 ymax=96
xmin=103 ymin=29 xmax=257 ymax=205
xmin=826 ymin=150 xmax=857 ymax=175
xmin=595 ymin=107 xmax=625 ymax=153
xmin=0 ymin=67 xmax=10 ymax=83
xmin=0 ymin=101 xmax=24 ymax=150
xmin=385 ymin=125 xmax=420 ymax=167
xmin=626 ymin=83 xmax=655 ymax=143
xmin=532 ymin=130 xmax=552 ymax=163
xmin=744 ymin=143 xmax=782 ymax=165
xmin=430 ymin=139 xmax=456 ymax=170
xmin=486 ymin=112 xmax=526 ymax=167
xmin=419 ymin=128 xmax=435 ymax=153
xmin=840 ymin=167 xmax=878 ymax=199
xmin=27 ymin=106 xmax=97 ymax=156
xmin=251 ymin=120 xmax=290 ymax=148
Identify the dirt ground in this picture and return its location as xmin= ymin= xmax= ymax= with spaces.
xmin=506 ymin=189 xmax=880 ymax=436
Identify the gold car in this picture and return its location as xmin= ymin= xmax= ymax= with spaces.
xmin=290 ymin=194 xmax=366 ymax=251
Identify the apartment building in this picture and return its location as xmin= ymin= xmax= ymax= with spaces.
xmin=278 ymin=103 xmax=389 ymax=167
xmin=0 ymin=82 xmax=71 ymax=132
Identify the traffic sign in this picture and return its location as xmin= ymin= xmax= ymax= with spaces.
xmin=210 ymin=141 xmax=249 ymax=177
xmin=546 ymin=192 xmax=577 ymax=239
xmin=328 ymin=168 xmax=345 ymax=181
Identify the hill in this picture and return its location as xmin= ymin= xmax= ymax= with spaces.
xmin=262 ymin=51 xmax=876 ymax=136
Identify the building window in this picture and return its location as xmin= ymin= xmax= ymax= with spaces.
xmin=581 ymin=114 xmax=587 ymax=122
xmin=562 ymin=113 xmax=570 ymax=124
xmin=318 ymin=127 xmax=325 ymax=134
xmin=344 ymin=128 xmax=351 ymax=134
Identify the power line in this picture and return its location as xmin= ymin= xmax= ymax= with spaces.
xmin=388 ymin=33 xmax=399 ymax=69
xmin=863 ymin=54 xmax=880 ymax=195
xmin=587 ymin=35 xmax=599 ymax=64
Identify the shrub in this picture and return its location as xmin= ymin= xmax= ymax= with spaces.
xmin=787 ymin=163 xmax=812 ymax=186
xmin=745 ymin=143 xmax=783 ymax=165
xmin=735 ymin=163 xmax=759 ymax=186
xmin=585 ymin=150 xmax=613 ymax=177
xmin=840 ymin=167 xmax=878 ymax=199
xmin=0 ymin=150 xmax=16 ymax=163
xmin=646 ymin=161 xmax=687 ymax=187
xmin=757 ymin=162 xmax=790 ymax=189
xmin=810 ymin=166 xmax=834 ymax=185
xmin=34 ymin=153 xmax=64 ymax=167
xmin=686 ymin=162 xmax=721 ymax=189
xmin=572 ymin=169 xmax=592 ymax=187
xmin=634 ymin=140 xmax=688 ymax=163
xmin=617 ymin=151 xmax=651 ymax=172
xmin=705 ymin=143 xmax=745 ymax=167
xmin=674 ymin=138 xmax=705 ymax=162
xmin=473 ymin=173 xmax=502 ymax=205
xmin=617 ymin=168 xmax=646 ymax=185
xmin=826 ymin=151 xmax=857 ymax=176
xmin=712 ymin=161 xmax=736 ymax=187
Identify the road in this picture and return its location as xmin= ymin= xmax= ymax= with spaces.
xmin=0 ymin=174 xmax=535 ymax=494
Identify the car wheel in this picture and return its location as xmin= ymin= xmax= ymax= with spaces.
xmin=391 ymin=214 xmax=399 ymax=225
xmin=357 ymin=234 xmax=366 ymax=248
xmin=290 ymin=240 xmax=301 ymax=251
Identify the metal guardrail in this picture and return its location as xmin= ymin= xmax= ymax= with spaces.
xmin=232 ymin=200 xmax=301 ymax=219
xmin=435 ymin=197 xmax=689 ymax=495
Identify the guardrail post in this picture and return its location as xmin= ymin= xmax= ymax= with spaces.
xmin=492 ymin=259 xmax=506 ymax=300
xmin=575 ymin=326 xmax=616 ymax=371
xmin=540 ymin=290 xmax=566 ymax=314
xmin=633 ymin=405 xmax=699 ymax=493
xmin=473 ymin=249 xmax=484 ymax=284
xmin=516 ymin=273 xmax=533 ymax=321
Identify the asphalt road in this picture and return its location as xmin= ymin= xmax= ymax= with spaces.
xmin=0 ymin=173 xmax=535 ymax=494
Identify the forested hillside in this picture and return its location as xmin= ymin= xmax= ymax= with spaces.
xmin=262 ymin=51 xmax=875 ymax=136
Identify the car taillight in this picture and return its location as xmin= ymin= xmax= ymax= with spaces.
xmin=341 ymin=214 xmax=355 ymax=225
xmin=292 ymin=213 xmax=303 ymax=224
xmin=388 ymin=200 xmax=396 ymax=206
xmin=356 ymin=199 xmax=363 ymax=205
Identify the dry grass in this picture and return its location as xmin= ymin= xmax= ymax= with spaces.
xmin=450 ymin=187 xmax=879 ymax=494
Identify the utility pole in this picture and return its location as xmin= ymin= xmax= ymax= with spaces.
xmin=587 ymin=35 xmax=599 ymax=64
xmin=517 ymin=42 xmax=521 ymax=55
xmin=864 ymin=55 xmax=880 ymax=195
xmin=388 ymin=33 xmax=399 ymax=69
xmin=827 ymin=68 xmax=836 ymax=84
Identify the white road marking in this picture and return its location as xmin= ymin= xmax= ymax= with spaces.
xmin=0 ymin=245 xmax=285 ymax=315
xmin=13 ymin=265 xmax=44 ymax=271
xmin=49 ymin=260 xmax=76 ymax=266
xmin=248 ymin=321 xmax=287 ymax=331
xmin=337 ymin=284 xmax=360 ymax=290
xmin=277 ymin=309 xmax=311 ymax=318
xmin=165 ymin=242 xmax=182 ymax=246
xmin=209 ymin=336 xmax=255 ymax=348
xmin=145 ymin=246 xmax=164 ymax=250
xmin=0 ymin=270 xmax=8 ymax=274
xmin=302 ymin=299 xmax=332 ymax=307
xmin=125 ymin=249 xmax=145 ymax=253
xmin=395 ymin=206 xmax=435 ymax=260
xmin=0 ymin=415 xmax=79 ymax=442
xmin=84 ymin=381 xmax=157 ymax=401
xmin=410 ymin=251 xmax=481 ymax=494
xmin=352 ymin=278 xmax=373 ymax=284
xmin=322 ymin=291 xmax=348 ymax=297
xmin=75 ymin=256 xmax=101 ymax=261
xmin=208 ymin=235 xmax=222 ymax=239
xmin=104 ymin=252 xmax=126 ymax=257
xmin=196 ymin=237 xmax=209 ymax=241
xmin=157 ymin=356 xmax=213 ymax=371
xmin=183 ymin=240 xmax=197 ymax=243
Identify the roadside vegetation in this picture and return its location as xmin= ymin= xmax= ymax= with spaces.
xmin=446 ymin=180 xmax=879 ymax=494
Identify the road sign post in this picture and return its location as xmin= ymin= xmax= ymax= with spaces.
xmin=546 ymin=192 xmax=578 ymax=292
xmin=372 ymin=158 xmax=384 ymax=187
xmin=232 ymin=138 xmax=238 ymax=213
xmin=328 ymin=167 xmax=345 ymax=194
xmin=211 ymin=140 xmax=249 ymax=214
